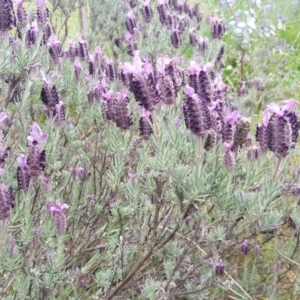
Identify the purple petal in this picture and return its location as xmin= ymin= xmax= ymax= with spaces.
xmin=61 ymin=204 xmax=69 ymax=210
xmin=280 ymin=98 xmax=298 ymax=112
xmin=0 ymin=112 xmax=9 ymax=123
xmin=184 ymin=86 xmax=195 ymax=96
xmin=266 ymin=102 xmax=282 ymax=116
xmin=17 ymin=154 xmax=27 ymax=169
xmin=37 ymin=0 xmax=47 ymax=8
xmin=225 ymin=110 xmax=240 ymax=123
xmin=262 ymin=110 xmax=271 ymax=126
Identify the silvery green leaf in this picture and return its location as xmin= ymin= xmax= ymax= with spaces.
xmin=142 ymin=278 xmax=158 ymax=300
xmin=163 ymin=260 xmax=173 ymax=281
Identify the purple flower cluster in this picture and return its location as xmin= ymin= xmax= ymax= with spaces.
xmin=0 ymin=0 xmax=15 ymax=35
xmin=50 ymin=200 xmax=69 ymax=233
xmin=40 ymin=72 xmax=65 ymax=124
xmin=17 ymin=123 xmax=47 ymax=192
xmin=0 ymin=180 xmax=14 ymax=220
xmin=256 ymin=99 xmax=299 ymax=158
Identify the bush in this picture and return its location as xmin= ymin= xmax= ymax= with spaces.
xmin=0 ymin=0 xmax=299 ymax=299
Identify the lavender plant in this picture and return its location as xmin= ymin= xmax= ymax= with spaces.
xmin=0 ymin=0 xmax=299 ymax=299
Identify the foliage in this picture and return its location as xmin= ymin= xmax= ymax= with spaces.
xmin=0 ymin=0 xmax=299 ymax=299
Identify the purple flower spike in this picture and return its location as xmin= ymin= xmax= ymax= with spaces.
xmin=210 ymin=17 xmax=226 ymax=39
xmin=266 ymin=100 xmax=299 ymax=158
xmin=224 ymin=142 xmax=235 ymax=168
xmin=254 ymin=244 xmax=261 ymax=257
xmin=183 ymin=86 xmax=211 ymax=137
xmin=157 ymin=0 xmax=168 ymax=25
xmin=0 ymin=181 xmax=14 ymax=220
xmin=33 ymin=227 xmax=41 ymax=246
xmin=54 ymin=101 xmax=65 ymax=126
xmin=48 ymin=34 xmax=62 ymax=64
xmin=241 ymin=239 xmax=249 ymax=255
xmin=0 ymin=0 xmax=15 ymax=33
xmin=215 ymin=259 xmax=224 ymax=276
xmin=125 ymin=10 xmax=137 ymax=34
xmin=77 ymin=35 xmax=88 ymax=60
xmin=170 ymin=28 xmax=182 ymax=49
xmin=256 ymin=110 xmax=271 ymax=151
xmin=41 ymin=176 xmax=51 ymax=193
xmin=114 ymin=90 xmax=133 ymax=130
xmin=139 ymin=109 xmax=153 ymax=139
xmin=15 ymin=0 xmax=27 ymax=24
xmin=50 ymin=200 xmax=69 ymax=233
xmin=36 ymin=0 xmax=49 ymax=25
xmin=223 ymin=108 xmax=240 ymax=144
xmin=141 ymin=0 xmax=153 ymax=23
xmin=17 ymin=154 xmax=31 ymax=192
xmin=28 ymin=122 xmax=48 ymax=144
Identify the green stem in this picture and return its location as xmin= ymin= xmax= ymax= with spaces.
xmin=273 ymin=157 xmax=282 ymax=181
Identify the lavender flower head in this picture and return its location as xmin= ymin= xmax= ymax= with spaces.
xmin=50 ymin=200 xmax=69 ymax=233
xmin=223 ymin=108 xmax=240 ymax=144
xmin=48 ymin=34 xmax=62 ymax=64
xmin=123 ymin=51 xmax=159 ymax=111
xmin=0 ymin=180 xmax=14 ymax=220
xmin=183 ymin=85 xmax=211 ymax=137
xmin=241 ymin=239 xmax=249 ymax=255
xmin=17 ymin=153 xmax=31 ymax=192
xmin=265 ymin=99 xmax=299 ymax=158
xmin=215 ymin=259 xmax=225 ymax=276
xmin=256 ymin=110 xmax=271 ymax=151
xmin=0 ymin=0 xmax=16 ymax=34
xmin=224 ymin=142 xmax=235 ymax=168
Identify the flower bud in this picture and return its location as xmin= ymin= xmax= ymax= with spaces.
xmin=241 ymin=239 xmax=249 ymax=256
xmin=189 ymin=29 xmax=197 ymax=46
xmin=157 ymin=0 xmax=168 ymax=25
xmin=0 ymin=0 xmax=16 ymax=34
xmin=139 ymin=111 xmax=153 ymax=139
xmin=16 ymin=0 xmax=27 ymax=24
xmin=141 ymin=2 xmax=153 ymax=23
xmin=210 ymin=17 xmax=225 ymax=39
xmin=170 ymin=28 xmax=182 ymax=49
xmin=204 ymin=129 xmax=217 ymax=151
xmin=232 ymin=117 xmax=251 ymax=152
xmin=215 ymin=259 xmax=224 ymax=276
xmin=224 ymin=142 xmax=235 ymax=168
xmin=125 ymin=11 xmax=137 ymax=34
xmin=198 ymin=37 xmax=208 ymax=53
xmin=0 ymin=181 xmax=13 ymax=220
